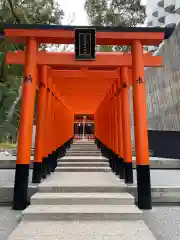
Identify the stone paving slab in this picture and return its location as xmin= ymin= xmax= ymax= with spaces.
xmin=58 ymin=162 xmax=109 ymax=167
xmin=39 ymin=172 xmax=123 ymax=187
xmin=132 ymin=157 xmax=180 ymax=169
xmin=143 ymin=206 xmax=180 ymax=240
xmin=66 ymin=153 xmax=102 ymax=156
xmin=31 ymin=192 xmax=134 ymax=205
xmin=22 ymin=204 xmax=142 ymax=221
xmin=1 ymin=156 xmax=180 ymax=169
xmin=70 ymin=148 xmax=98 ymax=151
xmin=1 ymin=185 xmax=180 ymax=204
xmin=0 ymin=170 xmax=38 ymax=203
xmin=132 ymin=169 xmax=180 ymax=186
xmin=0 ymin=207 xmax=21 ymax=240
xmin=0 ymin=170 xmax=180 ymax=203
xmin=62 ymin=156 xmax=107 ymax=159
xmin=60 ymin=156 xmax=108 ymax=162
xmin=4 ymin=206 xmax=180 ymax=240
xmin=55 ymin=166 xmax=111 ymax=172
xmin=70 ymin=145 xmax=98 ymax=148
xmin=7 ymin=220 xmax=156 ymax=240
xmin=0 ymin=185 xmax=37 ymax=204
xmin=0 ymin=169 xmax=34 ymax=187
xmin=73 ymin=142 xmax=94 ymax=145
xmin=38 ymin=172 xmax=126 ymax=193
xmin=67 ymin=150 xmax=101 ymax=152
xmin=0 ymin=156 xmax=34 ymax=169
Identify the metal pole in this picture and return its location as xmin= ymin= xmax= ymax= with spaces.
xmin=82 ymin=116 xmax=86 ymax=140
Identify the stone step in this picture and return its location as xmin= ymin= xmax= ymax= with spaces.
xmin=59 ymin=159 xmax=108 ymax=163
xmin=67 ymin=150 xmax=101 ymax=153
xmin=23 ymin=205 xmax=142 ymax=221
xmin=71 ymin=145 xmax=97 ymax=147
xmin=39 ymin=172 xmax=126 ymax=193
xmin=58 ymin=162 xmax=109 ymax=167
xmin=70 ymin=148 xmax=99 ymax=152
xmin=55 ymin=166 xmax=111 ymax=172
xmin=72 ymin=140 xmax=96 ymax=145
xmin=71 ymin=144 xmax=97 ymax=146
xmin=60 ymin=156 xmax=108 ymax=162
xmin=31 ymin=192 xmax=134 ymax=205
xmin=39 ymin=185 xmax=127 ymax=193
xmin=7 ymin=220 xmax=157 ymax=240
xmin=66 ymin=152 xmax=102 ymax=156
xmin=72 ymin=145 xmax=96 ymax=147
xmin=71 ymin=145 xmax=98 ymax=149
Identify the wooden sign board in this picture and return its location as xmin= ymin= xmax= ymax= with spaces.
xmin=75 ymin=28 xmax=96 ymax=60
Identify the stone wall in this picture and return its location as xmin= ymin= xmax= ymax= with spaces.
xmin=129 ymin=24 xmax=180 ymax=148
xmin=145 ymin=22 xmax=180 ymax=131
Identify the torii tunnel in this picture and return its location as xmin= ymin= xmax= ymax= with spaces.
xmin=2 ymin=24 xmax=173 ymax=211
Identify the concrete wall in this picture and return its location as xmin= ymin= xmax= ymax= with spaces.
xmin=130 ymin=23 xmax=180 ymax=151
xmin=145 ymin=22 xmax=180 ymax=131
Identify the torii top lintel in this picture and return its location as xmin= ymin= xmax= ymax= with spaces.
xmin=2 ymin=24 xmax=174 ymax=46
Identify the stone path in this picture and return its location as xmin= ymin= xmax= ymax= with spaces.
xmin=3 ymin=206 xmax=180 ymax=240
xmin=0 ymin=162 xmax=180 ymax=204
xmin=0 ymin=155 xmax=180 ymax=169
xmin=7 ymin=141 xmax=156 ymax=239
xmin=7 ymin=220 xmax=156 ymax=240
xmin=0 ymin=207 xmax=21 ymax=240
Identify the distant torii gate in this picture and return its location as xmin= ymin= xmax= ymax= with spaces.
xmin=3 ymin=24 xmax=173 ymax=211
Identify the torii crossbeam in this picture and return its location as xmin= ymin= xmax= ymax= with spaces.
xmin=6 ymin=51 xmax=162 ymax=68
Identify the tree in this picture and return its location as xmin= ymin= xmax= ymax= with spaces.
xmin=0 ymin=0 xmax=64 ymax=142
xmin=84 ymin=0 xmax=146 ymax=51
xmin=0 ymin=0 xmax=64 ymax=24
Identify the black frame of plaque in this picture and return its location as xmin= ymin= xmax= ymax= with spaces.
xmin=75 ymin=28 xmax=96 ymax=61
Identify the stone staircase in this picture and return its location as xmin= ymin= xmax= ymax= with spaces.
xmin=7 ymin=140 xmax=156 ymax=239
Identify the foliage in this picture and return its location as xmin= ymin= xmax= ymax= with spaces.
xmin=0 ymin=0 xmax=64 ymax=24
xmin=84 ymin=0 xmax=146 ymax=52
xmin=0 ymin=0 xmax=64 ymax=142
xmin=0 ymin=142 xmax=17 ymax=149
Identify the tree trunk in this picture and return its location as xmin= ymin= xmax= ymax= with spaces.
xmin=6 ymin=85 xmax=22 ymax=123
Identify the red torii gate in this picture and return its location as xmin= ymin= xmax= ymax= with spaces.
xmin=6 ymin=51 xmax=162 ymax=114
xmin=3 ymin=24 xmax=173 ymax=211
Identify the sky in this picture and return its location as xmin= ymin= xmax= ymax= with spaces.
xmin=59 ymin=0 xmax=147 ymax=26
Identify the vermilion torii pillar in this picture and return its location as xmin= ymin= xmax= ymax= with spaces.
xmin=3 ymin=24 xmax=173 ymax=211
xmin=12 ymin=38 xmax=38 ymax=210
xmin=32 ymin=65 xmax=48 ymax=183
xmin=120 ymin=67 xmax=133 ymax=184
xmin=132 ymin=40 xmax=152 ymax=209
xmin=116 ymin=75 xmax=124 ymax=179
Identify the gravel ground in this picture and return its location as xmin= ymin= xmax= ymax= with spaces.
xmin=144 ymin=206 xmax=180 ymax=240
xmin=0 ymin=207 xmax=21 ymax=240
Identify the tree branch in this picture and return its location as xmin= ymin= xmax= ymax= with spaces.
xmin=7 ymin=0 xmax=32 ymax=24
xmin=6 ymin=0 xmax=20 ymax=23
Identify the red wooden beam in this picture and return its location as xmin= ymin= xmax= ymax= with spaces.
xmin=6 ymin=51 xmax=163 ymax=68
xmin=52 ymin=70 xmax=118 ymax=79
xmin=4 ymin=25 xmax=165 ymax=45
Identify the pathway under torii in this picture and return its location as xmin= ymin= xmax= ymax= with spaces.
xmin=2 ymin=24 xmax=173 ymax=211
